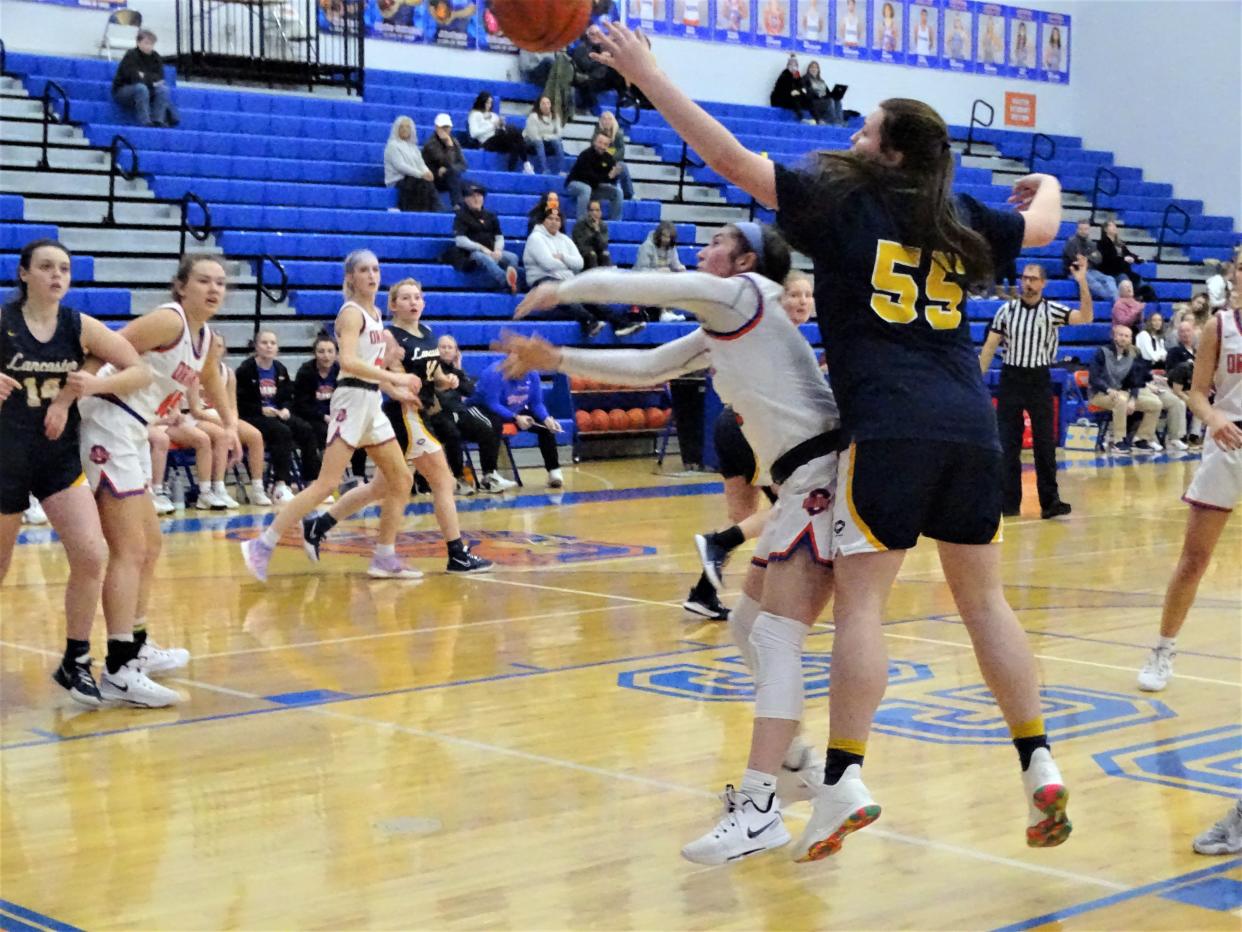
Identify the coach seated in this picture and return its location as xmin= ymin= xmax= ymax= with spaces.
xmin=112 ymin=29 xmax=179 ymax=128
xmin=1087 ymin=324 xmax=1164 ymax=454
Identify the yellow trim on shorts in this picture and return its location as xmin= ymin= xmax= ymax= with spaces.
xmin=844 ymin=443 xmax=885 ymax=551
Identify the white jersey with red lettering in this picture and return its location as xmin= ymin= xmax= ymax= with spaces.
xmin=1183 ymin=308 xmax=1242 ymax=512
xmin=327 ymin=301 xmax=396 ymax=449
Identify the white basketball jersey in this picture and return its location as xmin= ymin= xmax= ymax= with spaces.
xmin=1210 ymin=309 xmax=1242 ymax=421
xmin=340 ymin=301 xmax=386 ymax=378
xmin=915 ymin=23 xmax=932 ymax=53
xmin=684 ymin=0 xmax=700 ymax=24
xmin=805 ymin=8 xmax=822 ymax=38
xmin=844 ymin=13 xmax=860 ymax=44
xmin=98 ymin=302 xmax=210 ymax=423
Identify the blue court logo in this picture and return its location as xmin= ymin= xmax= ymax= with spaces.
xmin=617 ymin=651 xmax=932 ymax=702
xmin=873 ymin=684 xmax=1175 ymax=745
xmin=1094 ymin=724 xmax=1242 ymax=799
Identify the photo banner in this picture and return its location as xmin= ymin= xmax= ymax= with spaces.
xmin=975 ymin=2 xmax=1006 ymax=76
xmin=627 ymin=0 xmax=672 ymax=34
xmin=943 ymin=0 xmax=975 ymax=73
xmin=714 ymin=0 xmax=755 ymax=45
xmin=1040 ymin=10 xmax=1069 ymax=84
xmin=1009 ymin=6 xmax=1039 ymax=80
xmin=871 ymin=0 xmax=904 ymax=65
xmin=758 ymin=0 xmax=794 ymax=50
xmin=476 ymin=1 xmax=517 ymax=53
xmin=834 ymin=0 xmax=868 ymax=60
xmin=21 ymin=0 xmax=125 ymax=7
xmin=673 ymin=0 xmax=714 ymax=37
xmin=794 ymin=0 xmax=831 ymax=53
xmin=907 ymin=0 xmax=938 ymax=68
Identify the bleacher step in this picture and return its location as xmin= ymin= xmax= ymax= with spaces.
xmin=951 ymin=141 xmax=1001 ymax=157
xmin=0 ymin=76 xmax=25 ymax=94
xmin=0 ymin=118 xmax=89 ymax=145
xmin=961 ymin=155 xmax=1025 ymax=172
xmin=22 ymin=197 xmax=179 ymax=226
xmin=130 ymin=289 xmax=285 ymax=317
xmin=1 ymin=144 xmax=108 ymax=170
xmin=0 ymin=97 xmax=43 ymax=119
xmin=59 ymin=227 xmax=219 ymax=255
xmin=211 ymin=319 xmax=320 ymax=347
xmin=660 ymin=202 xmax=748 ymax=223
xmin=93 ymin=256 xmax=254 ymax=284
xmin=633 ymin=180 xmax=726 ymax=204
xmin=563 ymin=139 xmax=660 ymax=161
xmin=0 ymin=169 xmax=151 ymax=198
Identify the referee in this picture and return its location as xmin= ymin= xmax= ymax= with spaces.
xmin=979 ymin=258 xmax=1094 ymax=519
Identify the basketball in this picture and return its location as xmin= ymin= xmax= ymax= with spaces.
xmin=575 ymin=410 xmax=592 ymax=432
xmin=570 ymin=376 xmax=586 ymax=392
xmin=608 ymin=408 xmax=629 ymax=430
xmin=490 ymin=0 xmax=593 ymax=52
xmin=626 ymin=408 xmax=646 ymax=429
xmin=645 ymin=407 xmax=670 ymax=428
xmin=589 ymin=409 xmax=611 ymax=432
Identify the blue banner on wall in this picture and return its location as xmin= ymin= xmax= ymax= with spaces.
xmin=22 ymin=0 xmax=125 ymax=7
xmin=1040 ymin=10 xmax=1070 ymax=83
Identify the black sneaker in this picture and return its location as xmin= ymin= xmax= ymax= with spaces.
xmin=1040 ymin=501 xmax=1072 ymax=520
xmin=302 ymin=514 xmax=325 ymax=562
xmin=447 ymin=549 xmax=494 ymax=573
xmin=53 ymin=658 xmax=102 ymax=708
xmin=694 ymin=532 xmax=729 ymax=591
xmin=1002 ymin=508 xmax=1021 ymax=518
xmin=614 ymin=319 xmax=647 ymax=338
xmin=683 ymin=588 xmax=730 ymax=621
xmin=586 ymin=320 xmax=606 ymax=339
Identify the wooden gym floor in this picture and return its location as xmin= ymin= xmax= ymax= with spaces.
xmin=1 ymin=450 xmax=1240 ymax=931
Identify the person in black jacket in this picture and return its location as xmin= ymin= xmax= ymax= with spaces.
xmin=1098 ymin=220 xmax=1153 ymax=298
xmin=422 ymin=114 xmax=470 ymax=208
xmin=565 ymin=133 xmax=623 ymax=220
xmin=769 ymin=54 xmax=809 ymax=121
xmin=571 ymin=199 xmax=612 ymax=269
xmin=444 ymin=184 xmax=520 ymax=292
xmin=432 ymin=334 xmax=515 ymax=494
xmin=292 ymin=333 xmax=367 ymax=481
xmin=236 ymin=330 xmax=322 ymax=500
xmin=111 ymin=30 xmax=179 ymax=128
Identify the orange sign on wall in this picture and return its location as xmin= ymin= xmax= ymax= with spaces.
xmin=1004 ymin=92 xmax=1037 ymax=128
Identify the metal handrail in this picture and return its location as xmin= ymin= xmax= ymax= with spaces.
xmin=179 ymin=192 xmax=213 ymax=255
xmin=616 ymin=93 xmax=641 ymax=130
xmin=1156 ymin=204 xmax=1190 ymax=263
xmin=0 ymin=38 xmax=8 ymax=76
xmin=103 ymin=134 xmax=139 ymax=225
xmin=674 ymin=139 xmax=706 ymax=204
xmin=1088 ymin=167 xmax=1120 ymax=226
xmin=254 ymin=254 xmax=289 ymax=335
xmin=963 ymin=99 xmax=994 ymax=157
xmin=1028 ymin=132 xmax=1056 ymax=171
xmin=37 ymin=80 xmax=71 ymax=169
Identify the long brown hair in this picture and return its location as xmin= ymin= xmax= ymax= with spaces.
xmin=798 ymin=98 xmax=993 ymax=282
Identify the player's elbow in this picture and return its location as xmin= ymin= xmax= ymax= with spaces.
xmin=1022 ymin=214 xmax=1059 ymax=248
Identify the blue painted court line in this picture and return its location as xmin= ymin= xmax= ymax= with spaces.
xmin=263 ymin=689 xmax=354 ymax=706
xmin=508 ymin=663 xmax=546 ymax=672
xmin=991 ymin=857 xmax=1242 ymax=932
xmin=1160 ymin=876 xmax=1242 ymax=911
xmin=0 ymin=901 xmax=84 ymax=932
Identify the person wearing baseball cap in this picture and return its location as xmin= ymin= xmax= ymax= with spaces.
xmin=423 ymin=112 xmax=469 ymax=207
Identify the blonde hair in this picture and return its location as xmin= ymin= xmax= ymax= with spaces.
xmin=342 ymin=249 xmax=378 ymax=300
xmin=388 ymin=277 xmax=422 ymax=303
xmin=783 ymin=270 xmax=811 ymax=291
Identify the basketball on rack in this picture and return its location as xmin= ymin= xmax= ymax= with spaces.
xmin=490 ymin=0 xmax=594 ymax=52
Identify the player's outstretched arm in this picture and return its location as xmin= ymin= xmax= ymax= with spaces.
xmin=594 ymin=21 xmax=777 ymax=208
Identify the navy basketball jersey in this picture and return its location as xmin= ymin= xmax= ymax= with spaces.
xmin=387 ymin=322 xmax=438 ymax=407
xmin=0 ymin=299 xmax=84 ymax=436
xmin=775 ymin=163 xmax=1025 ymax=450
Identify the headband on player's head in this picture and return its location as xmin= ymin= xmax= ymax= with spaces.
xmin=734 ymin=222 xmax=766 ymax=273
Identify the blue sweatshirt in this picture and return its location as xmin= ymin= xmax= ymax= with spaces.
xmin=468 ymin=365 xmax=549 ymax=422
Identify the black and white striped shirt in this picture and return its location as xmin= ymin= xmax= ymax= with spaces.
xmin=990 ymin=298 xmax=1072 ymax=369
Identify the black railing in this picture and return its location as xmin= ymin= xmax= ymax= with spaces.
xmin=179 ymin=192 xmax=213 ymax=255
xmin=176 ymin=0 xmax=364 ymax=96
xmin=1156 ymin=204 xmax=1190 ymax=263
xmin=674 ymin=140 xmax=706 ymax=204
xmin=616 ymin=94 xmax=641 ymax=131
xmin=1028 ymin=132 xmax=1056 ymax=171
xmin=1089 ymin=167 xmax=1120 ymax=226
xmin=103 ymin=135 xmax=139 ymax=225
xmin=37 ymin=81 xmax=70 ymax=169
xmin=254 ymin=254 xmax=289 ymax=335
xmin=963 ymin=99 xmax=994 ymax=157
xmin=0 ymin=37 xmax=8 ymax=76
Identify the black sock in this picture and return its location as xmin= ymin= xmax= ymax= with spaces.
xmin=105 ymin=638 xmax=140 ymax=674
xmin=64 ymin=638 xmax=91 ymax=666
xmin=1014 ymin=734 xmax=1050 ymax=771
xmin=688 ymin=573 xmax=715 ymax=602
xmin=313 ymin=514 xmax=338 ymax=538
xmin=446 ymin=537 xmax=466 ymax=557
xmin=133 ymin=626 xmax=148 ymax=649
xmin=824 ymin=748 xmax=864 ymax=785
xmin=712 ymin=525 xmax=745 ymax=553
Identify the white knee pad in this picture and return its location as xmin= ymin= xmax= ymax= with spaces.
xmin=750 ymin=611 xmax=809 ymax=721
xmin=728 ymin=593 xmax=761 ymax=674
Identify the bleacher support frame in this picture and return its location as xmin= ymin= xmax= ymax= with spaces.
xmin=1156 ymin=204 xmax=1190 ymax=263
xmin=179 ymin=192 xmax=213 ymax=256
xmin=963 ymin=98 xmax=994 ymax=157
xmin=37 ymin=80 xmax=70 ymax=169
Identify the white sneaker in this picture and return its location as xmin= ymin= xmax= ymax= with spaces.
xmin=250 ymin=484 xmax=273 ymax=506
xmin=522 ymin=160 xmax=534 ymax=174
xmin=681 ymin=786 xmax=791 ymax=865
xmin=22 ymin=497 xmax=47 ymax=525
xmin=367 ymin=552 xmax=424 ymax=580
xmin=137 ymin=639 xmax=190 ymax=675
xmin=214 ymin=485 xmax=240 ymax=508
xmin=196 ymin=488 xmax=227 ymax=510
xmin=150 ymin=490 xmax=175 ymax=515
xmin=790 ymin=764 xmax=881 ymax=862
xmin=776 ymin=738 xmax=824 ymax=805
xmin=273 ymin=482 xmax=295 ymax=504
xmin=1137 ymin=646 xmax=1174 ymax=691
xmin=483 ymin=471 xmax=517 ymax=492
xmin=99 ymin=659 xmax=181 ymax=707
xmin=1022 ymin=747 xmax=1071 ymax=847
xmin=659 ymin=309 xmax=686 ymax=322
xmin=454 ymin=478 xmax=476 ymax=497
xmin=547 ymin=468 xmax=564 ymax=489
xmin=1192 ymin=801 xmax=1242 ymax=855
xmin=1168 ymin=438 xmax=1189 ymax=451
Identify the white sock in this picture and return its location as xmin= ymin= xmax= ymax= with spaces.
xmin=375 ymin=543 xmax=396 ymax=558
xmin=783 ymin=734 xmax=814 ymax=770
xmin=152 ymin=484 xmax=166 ymax=495
xmin=212 ymin=481 xmax=227 ymax=494
xmin=1157 ymin=636 xmax=1176 ymax=651
xmin=259 ymin=527 xmax=280 ymax=548
xmin=251 ymin=479 xmax=265 ymax=490
xmin=740 ymin=768 xmax=777 ymax=799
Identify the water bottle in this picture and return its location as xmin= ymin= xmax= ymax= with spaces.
xmin=170 ymin=473 xmax=185 ymax=512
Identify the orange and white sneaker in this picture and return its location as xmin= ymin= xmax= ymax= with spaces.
xmin=790 ymin=764 xmax=881 ymax=862
xmin=1023 ymin=747 xmax=1072 ymax=847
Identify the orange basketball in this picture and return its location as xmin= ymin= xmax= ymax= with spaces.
xmin=490 ymin=0 xmax=593 ymax=52
xmin=590 ymin=409 xmax=611 ymax=432
xmin=646 ymin=407 xmax=670 ymax=428
xmin=570 ymin=376 xmax=585 ymax=392
xmin=626 ymin=408 xmax=646 ymax=429
xmin=575 ymin=410 xmax=592 ymax=432
xmin=608 ymin=408 xmax=629 ymax=430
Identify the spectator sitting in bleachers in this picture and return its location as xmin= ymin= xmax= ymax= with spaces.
xmin=445 ymin=183 xmax=520 ymax=293
xmin=423 ymin=113 xmax=469 ymax=208
xmin=571 ymin=28 xmax=627 ymax=115
xmin=467 ymin=360 xmax=565 ymax=489
xmin=384 ymin=116 xmax=442 ymax=213
xmin=293 ymin=333 xmax=368 ymax=482
xmin=1144 ymin=365 xmax=1189 ymax=451
xmin=1206 ymin=257 xmax=1235 ymax=310
xmin=235 ymin=330 xmax=323 ymax=501
xmin=1111 ymin=279 xmax=1146 ymax=330
xmin=769 ymin=54 xmax=810 ymax=122
xmin=1063 ymin=219 xmax=1117 ymax=301
xmin=1098 ymin=220 xmax=1154 ymax=300
xmin=1135 ymin=311 xmax=1168 ymax=366
xmin=633 ymin=221 xmax=686 ymax=322
xmin=523 ymin=96 xmax=565 ymax=176
xmin=518 ymin=49 xmax=556 ymax=88
xmin=112 ymin=29 xmax=179 ymax=128
xmin=571 ymin=199 xmax=612 ymax=270
xmin=523 ymin=200 xmax=641 ymax=338
xmin=594 ymin=110 xmax=635 ymax=201
xmin=432 ymin=334 xmax=515 ymax=493
xmin=468 ymin=91 xmax=533 ymax=174
xmin=199 ymin=332 xmax=272 ymax=506
xmin=1167 ymin=317 xmax=1198 ymax=370
xmin=802 ymin=60 xmax=843 ymax=126
xmin=1087 ymin=323 xmax=1164 ymax=453
xmin=566 ymin=132 xmax=623 ymax=221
